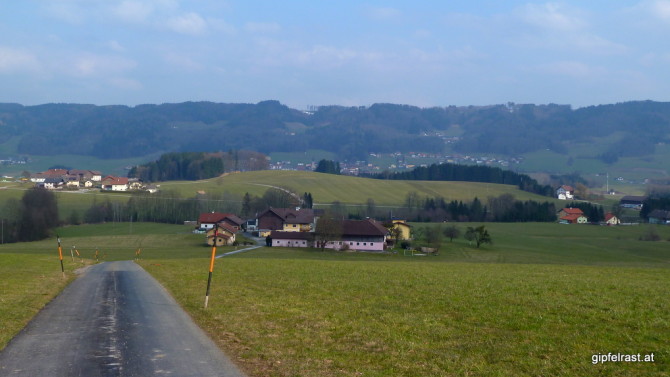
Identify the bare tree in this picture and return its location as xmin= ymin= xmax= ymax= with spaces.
xmin=314 ymin=216 xmax=342 ymax=251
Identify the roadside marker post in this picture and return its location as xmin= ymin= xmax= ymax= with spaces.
xmin=204 ymin=226 xmax=218 ymax=309
xmin=56 ymin=235 xmax=64 ymax=278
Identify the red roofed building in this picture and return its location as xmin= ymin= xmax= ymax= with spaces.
xmin=197 ymin=212 xmax=244 ymax=232
xmin=556 ymin=185 xmax=574 ymax=200
xmin=205 ymin=222 xmax=237 ymax=246
xmin=558 ymin=207 xmax=588 ymax=224
xmin=101 ymin=176 xmax=129 ymax=191
xmin=604 ymin=212 xmax=620 ymax=226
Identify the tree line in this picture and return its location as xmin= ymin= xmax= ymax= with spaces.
xmin=1 ymin=188 xmax=59 ymax=243
xmin=128 ymin=150 xmax=268 ymax=182
xmin=369 ymin=163 xmax=554 ymax=196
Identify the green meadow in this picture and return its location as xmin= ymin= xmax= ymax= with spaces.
xmin=2 ymin=222 xmax=668 ymax=376
xmin=159 ymin=170 xmax=554 ymax=206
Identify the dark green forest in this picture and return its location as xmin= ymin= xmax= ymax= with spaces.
xmin=127 ymin=150 xmax=268 ymax=181
xmin=1 ymin=100 xmax=670 ymax=161
xmin=369 ymin=162 xmax=554 ymax=197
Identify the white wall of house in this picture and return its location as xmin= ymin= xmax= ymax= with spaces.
xmin=272 ymin=239 xmax=310 ymax=247
xmin=324 ymin=239 xmax=385 ymax=251
xmin=111 ymin=184 xmax=127 ymax=191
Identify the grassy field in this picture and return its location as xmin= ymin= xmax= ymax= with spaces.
xmin=0 ymin=170 xmax=559 ymax=223
xmin=159 ymin=170 xmax=555 ymax=206
xmin=2 ymin=222 xmax=669 ymax=376
xmin=0 ymin=182 xmax=131 ymax=220
xmin=0 ymin=250 xmax=87 ymax=350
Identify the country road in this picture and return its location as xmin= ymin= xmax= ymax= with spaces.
xmin=0 ymin=261 xmax=246 ymax=377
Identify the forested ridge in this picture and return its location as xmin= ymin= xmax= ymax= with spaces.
xmin=369 ymin=162 xmax=554 ymax=196
xmin=1 ymin=100 xmax=669 ymax=161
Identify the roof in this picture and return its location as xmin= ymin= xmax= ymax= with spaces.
xmin=198 ymin=212 xmax=244 ymax=225
xmin=559 ymin=185 xmax=574 ymax=191
xmin=560 ymin=214 xmax=587 ymax=222
xmin=43 ymin=169 xmax=68 ymax=176
xmin=648 ymin=209 xmax=670 ymax=219
xmin=620 ymin=196 xmax=646 ymax=203
xmin=207 ymin=222 xmax=242 ymax=234
xmin=260 ymin=207 xmax=316 ymax=224
xmin=101 ymin=176 xmax=128 ymax=185
xmin=270 ymin=231 xmax=314 ymax=240
xmin=604 ymin=213 xmax=618 ymax=221
xmin=222 ymin=214 xmax=244 ymax=226
xmin=339 ymin=219 xmax=389 ymax=237
xmin=560 ymin=207 xmax=584 ymax=215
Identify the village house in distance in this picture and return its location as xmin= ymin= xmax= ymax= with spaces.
xmin=555 ymin=185 xmax=574 ymax=200
xmin=30 ymin=168 xmax=158 ymax=193
xmin=198 ymin=207 xmax=395 ymax=252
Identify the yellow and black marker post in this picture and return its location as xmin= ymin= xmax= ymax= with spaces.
xmin=204 ymin=225 xmax=218 ymax=308
xmin=57 ymin=235 xmax=64 ymax=278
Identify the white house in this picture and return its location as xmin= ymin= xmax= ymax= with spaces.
xmin=556 ymin=185 xmax=574 ymax=200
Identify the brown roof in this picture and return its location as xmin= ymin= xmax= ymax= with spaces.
xmin=339 ymin=219 xmax=389 ymax=237
xmin=270 ymin=231 xmax=314 ymax=240
xmin=222 ymin=214 xmax=244 ymax=226
xmin=198 ymin=212 xmax=244 ymax=225
xmin=560 ymin=207 xmax=584 ymax=215
xmin=263 ymin=208 xmax=316 ymax=224
xmin=214 ymin=222 xmax=237 ymax=235
xmin=560 ymin=185 xmax=574 ymax=191
xmin=199 ymin=212 xmax=225 ymax=223
xmin=43 ymin=169 xmax=68 ymax=176
xmin=560 ymin=214 xmax=587 ymax=222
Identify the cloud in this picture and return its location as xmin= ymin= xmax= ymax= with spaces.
xmin=166 ymin=12 xmax=207 ymax=35
xmin=43 ymin=2 xmax=86 ymax=24
xmin=535 ymin=60 xmax=603 ymax=78
xmin=293 ymin=45 xmax=359 ymax=69
xmin=0 ymin=47 xmax=40 ymax=73
xmin=112 ymin=0 xmax=155 ymax=23
xmin=650 ymin=0 xmax=670 ymax=21
xmin=70 ymin=54 xmax=136 ymax=77
xmin=365 ymin=6 xmax=402 ymax=21
xmin=244 ymin=22 xmax=281 ymax=33
xmin=163 ymin=52 xmax=203 ymax=71
xmin=108 ymin=77 xmax=143 ymax=90
xmin=108 ymin=40 xmax=126 ymax=52
xmin=517 ymin=3 xmax=586 ymax=32
xmin=510 ymin=3 xmax=625 ymax=55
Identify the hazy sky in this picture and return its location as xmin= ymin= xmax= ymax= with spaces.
xmin=1 ymin=1 xmax=669 ymax=109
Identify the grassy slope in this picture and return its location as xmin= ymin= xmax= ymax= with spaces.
xmin=0 ymin=182 xmax=131 ymax=218
xmin=0 ymin=252 xmax=87 ymax=350
xmin=159 ymin=170 xmax=554 ymax=206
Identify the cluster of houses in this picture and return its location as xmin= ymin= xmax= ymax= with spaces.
xmin=30 ymin=169 xmax=158 ymax=193
xmin=196 ymin=207 xmax=413 ymax=251
xmin=557 ymin=207 xmax=621 ymax=225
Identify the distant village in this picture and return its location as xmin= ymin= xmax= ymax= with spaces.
xmin=269 ymin=151 xmax=523 ymax=175
xmin=27 ymin=168 xmax=159 ymax=193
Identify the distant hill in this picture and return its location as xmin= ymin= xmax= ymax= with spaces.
xmin=1 ymin=100 xmax=669 ymax=163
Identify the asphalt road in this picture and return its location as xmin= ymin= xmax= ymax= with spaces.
xmin=0 ymin=261 xmax=246 ymax=377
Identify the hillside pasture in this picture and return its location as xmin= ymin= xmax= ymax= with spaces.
xmin=159 ymin=170 xmax=555 ymax=206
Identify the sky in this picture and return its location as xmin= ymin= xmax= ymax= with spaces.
xmin=1 ymin=0 xmax=670 ymax=109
